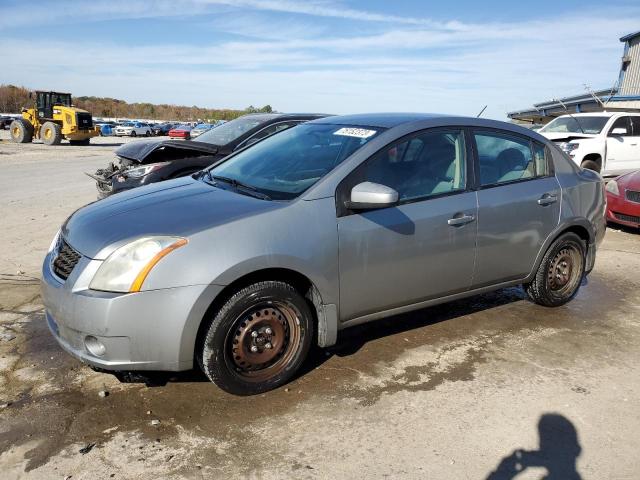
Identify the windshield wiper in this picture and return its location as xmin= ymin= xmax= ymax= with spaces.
xmin=205 ymin=172 xmax=271 ymax=200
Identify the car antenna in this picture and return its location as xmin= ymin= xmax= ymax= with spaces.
xmin=476 ymin=105 xmax=487 ymax=118
xmin=553 ymin=97 xmax=585 ymax=134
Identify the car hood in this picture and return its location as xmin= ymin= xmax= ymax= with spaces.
xmin=62 ymin=176 xmax=281 ymax=259
xmin=540 ymin=132 xmax=597 ymax=142
xmin=115 ymin=139 xmax=221 ymax=163
xmin=617 ymin=169 xmax=640 ymax=188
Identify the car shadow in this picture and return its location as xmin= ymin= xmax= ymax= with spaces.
xmin=486 ymin=413 xmax=582 ymax=479
xmin=607 ymin=221 xmax=640 ymax=235
xmin=112 ymin=286 xmax=525 ymax=387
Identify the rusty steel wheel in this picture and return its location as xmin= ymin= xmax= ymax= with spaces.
xmin=547 ymin=246 xmax=581 ymax=295
xmin=200 ymin=281 xmax=314 ymax=395
xmin=227 ymin=302 xmax=301 ymax=382
xmin=526 ymin=232 xmax=586 ymax=307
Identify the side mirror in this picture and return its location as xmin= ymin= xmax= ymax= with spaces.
xmin=346 ymin=182 xmax=399 ymax=210
xmin=610 ymin=127 xmax=627 ymax=136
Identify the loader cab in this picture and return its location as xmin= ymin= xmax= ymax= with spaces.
xmin=35 ymin=91 xmax=72 ymax=119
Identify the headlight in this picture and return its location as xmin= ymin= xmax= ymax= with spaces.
xmin=89 ymin=236 xmax=187 ymax=293
xmin=125 ymin=162 xmax=169 ymax=178
xmin=605 ymin=179 xmax=619 ymax=196
xmin=48 ymin=229 xmax=61 ymax=253
xmin=561 ymin=142 xmax=580 ymax=153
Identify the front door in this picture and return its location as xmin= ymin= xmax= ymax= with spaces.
xmin=337 ymin=128 xmax=477 ymax=321
xmin=471 ymin=129 xmax=561 ymax=287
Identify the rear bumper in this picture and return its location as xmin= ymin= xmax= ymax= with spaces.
xmin=41 ymin=249 xmax=222 ymax=371
xmin=606 ymin=192 xmax=640 ymax=228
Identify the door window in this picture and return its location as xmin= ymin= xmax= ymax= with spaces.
xmin=350 ymin=129 xmax=466 ymax=203
xmin=474 ymin=132 xmax=536 ymax=186
xmin=608 ymin=117 xmax=632 ymax=137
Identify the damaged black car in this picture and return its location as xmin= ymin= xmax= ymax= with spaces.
xmin=90 ymin=113 xmax=329 ymax=198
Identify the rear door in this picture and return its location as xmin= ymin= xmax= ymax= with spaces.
xmin=337 ymin=128 xmax=477 ymax=321
xmin=606 ymin=116 xmax=639 ymax=173
xmin=472 ymin=129 xmax=560 ymax=287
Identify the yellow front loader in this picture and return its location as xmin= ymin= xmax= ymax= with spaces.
xmin=9 ymin=91 xmax=100 ymax=145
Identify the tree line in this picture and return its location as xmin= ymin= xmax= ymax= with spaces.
xmin=0 ymin=84 xmax=274 ymax=121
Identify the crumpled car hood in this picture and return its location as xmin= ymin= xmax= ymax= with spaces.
xmin=540 ymin=132 xmax=597 ymax=142
xmin=115 ymin=139 xmax=221 ymax=163
xmin=62 ymin=176 xmax=281 ymax=259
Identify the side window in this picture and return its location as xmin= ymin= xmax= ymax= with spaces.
xmin=475 ymin=132 xmax=535 ymax=186
xmin=352 ymin=129 xmax=466 ymax=202
xmin=533 ymin=142 xmax=550 ymax=177
xmin=631 ymin=117 xmax=640 ymax=136
xmin=608 ymin=117 xmax=632 ymax=137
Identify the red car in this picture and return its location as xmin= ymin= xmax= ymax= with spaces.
xmin=168 ymin=124 xmax=192 ymax=139
xmin=606 ymin=170 xmax=640 ymax=229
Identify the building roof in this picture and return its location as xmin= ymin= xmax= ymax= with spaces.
xmin=620 ymin=31 xmax=640 ymax=42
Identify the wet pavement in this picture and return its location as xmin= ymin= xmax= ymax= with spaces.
xmin=1 ymin=134 xmax=639 ymax=478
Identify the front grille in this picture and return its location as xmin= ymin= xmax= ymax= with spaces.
xmin=76 ymin=112 xmax=93 ymax=129
xmin=613 ymin=212 xmax=640 ymax=224
xmin=626 ymin=190 xmax=640 ymax=204
xmin=52 ymin=239 xmax=81 ymax=280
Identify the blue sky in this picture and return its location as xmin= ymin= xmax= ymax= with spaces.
xmin=1 ymin=0 xmax=639 ymax=119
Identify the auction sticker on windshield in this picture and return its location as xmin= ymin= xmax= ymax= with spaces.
xmin=333 ymin=127 xmax=377 ymax=139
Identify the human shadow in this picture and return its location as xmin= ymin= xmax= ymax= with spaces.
xmin=486 ymin=413 xmax=582 ymax=480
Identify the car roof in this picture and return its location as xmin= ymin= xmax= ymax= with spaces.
xmin=309 ymin=112 xmax=447 ymax=128
xmin=242 ymin=113 xmax=330 ymax=122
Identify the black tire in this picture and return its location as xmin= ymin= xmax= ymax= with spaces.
xmin=40 ymin=121 xmax=62 ymax=145
xmin=131 ymin=131 xmax=137 ymax=137
xmin=199 ymin=281 xmax=314 ymax=395
xmin=581 ymin=160 xmax=600 ymax=173
xmin=9 ymin=119 xmax=33 ymax=143
xmin=69 ymin=139 xmax=90 ymax=146
xmin=145 ymin=130 xmax=151 ymax=137
xmin=525 ymin=232 xmax=586 ymax=307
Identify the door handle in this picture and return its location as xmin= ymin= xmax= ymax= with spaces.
xmin=537 ymin=194 xmax=558 ymax=206
xmin=448 ymin=214 xmax=475 ymax=226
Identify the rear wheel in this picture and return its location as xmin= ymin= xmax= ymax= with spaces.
xmin=525 ymin=232 xmax=586 ymax=307
xmin=199 ymin=281 xmax=314 ymax=395
xmin=40 ymin=122 xmax=62 ymax=145
xmin=145 ymin=130 xmax=151 ymax=137
xmin=9 ymin=119 xmax=33 ymax=143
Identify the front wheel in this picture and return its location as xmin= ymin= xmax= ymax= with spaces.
xmin=40 ymin=121 xmax=62 ymax=145
xmin=525 ymin=232 xmax=586 ymax=307
xmin=131 ymin=131 xmax=137 ymax=137
xmin=199 ymin=281 xmax=314 ymax=395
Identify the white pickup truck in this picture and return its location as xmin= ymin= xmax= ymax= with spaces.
xmin=538 ymin=112 xmax=640 ymax=176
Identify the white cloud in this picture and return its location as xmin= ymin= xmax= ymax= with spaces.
xmin=1 ymin=2 xmax=638 ymax=119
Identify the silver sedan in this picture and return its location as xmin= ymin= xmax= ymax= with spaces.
xmin=41 ymin=113 xmax=606 ymax=395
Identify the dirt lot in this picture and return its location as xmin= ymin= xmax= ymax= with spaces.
xmin=1 ymin=130 xmax=639 ymax=479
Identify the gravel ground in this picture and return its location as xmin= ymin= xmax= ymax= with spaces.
xmin=0 ymin=129 xmax=639 ymax=479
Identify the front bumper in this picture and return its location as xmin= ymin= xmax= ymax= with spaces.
xmin=41 ymin=248 xmax=223 ymax=371
xmin=606 ymin=191 xmax=640 ymax=228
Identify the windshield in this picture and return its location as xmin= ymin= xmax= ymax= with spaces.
xmin=204 ymin=123 xmax=383 ymax=200
xmin=196 ymin=114 xmax=280 ymax=145
xmin=540 ymin=116 xmax=609 ymax=134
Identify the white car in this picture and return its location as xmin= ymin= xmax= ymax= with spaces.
xmin=113 ymin=122 xmax=152 ymax=137
xmin=539 ymin=112 xmax=640 ymax=175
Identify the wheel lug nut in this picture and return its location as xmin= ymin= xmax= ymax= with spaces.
xmin=265 ymin=327 xmax=272 ymax=335
xmin=265 ymin=342 xmax=272 ymax=349
xmin=251 ymin=331 xmax=258 ymax=338
xmin=250 ymin=345 xmax=258 ymax=353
